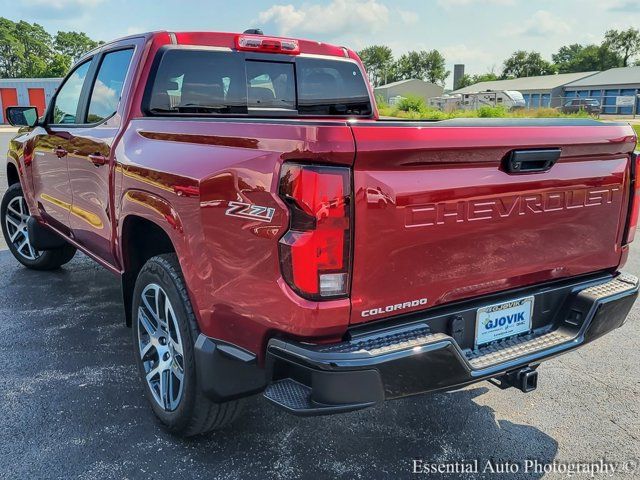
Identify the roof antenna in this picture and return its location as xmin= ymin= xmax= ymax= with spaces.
xmin=243 ymin=28 xmax=263 ymax=35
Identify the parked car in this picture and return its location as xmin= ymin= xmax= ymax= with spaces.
xmin=2 ymin=30 xmax=638 ymax=437
xmin=560 ymin=98 xmax=602 ymax=115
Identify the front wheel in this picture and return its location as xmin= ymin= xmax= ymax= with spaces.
xmin=132 ymin=254 xmax=243 ymax=436
xmin=1 ymin=183 xmax=76 ymax=270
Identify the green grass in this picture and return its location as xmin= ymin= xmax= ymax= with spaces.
xmin=632 ymin=124 xmax=640 ymax=138
xmin=378 ymin=95 xmax=593 ymax=120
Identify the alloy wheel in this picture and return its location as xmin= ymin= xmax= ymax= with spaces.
xmin=137 ymin=283 xmax=186 ymax=412
xmin=4 ymin=195 xmax=40 ymax=261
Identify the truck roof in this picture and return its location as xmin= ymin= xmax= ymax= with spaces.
xmin=95 ymin=30 xmax=354 ymax=59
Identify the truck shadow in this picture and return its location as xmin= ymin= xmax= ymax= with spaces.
xmin=0 ymin=252 xmax=558 ymax=480
xmin=190 ymin=388 xmax=558 ymax=479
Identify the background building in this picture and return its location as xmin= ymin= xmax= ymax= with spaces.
xmin=0 ymin=78 xmax=61 ymax=123
xmin=563 ymin=67 xmax=640 ymax=115
xmin=374 ymin=79 xmax=444 ymax=104
xmin=453 ymin=64 xmax=465 ymax=91
xmin=452 ymin=71 xmax=598 ymax=108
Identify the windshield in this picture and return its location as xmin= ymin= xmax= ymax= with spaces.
xmin=146 ymin=49 xmax=372 ymax=117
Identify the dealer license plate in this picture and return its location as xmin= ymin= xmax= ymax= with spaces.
xmin=475 ymin=296 xmax=534 ymax=347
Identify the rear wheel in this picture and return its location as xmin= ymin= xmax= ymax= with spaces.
xmin=1 ymin=183 xmax=76 ymax=270
xmin=132 ymin=254 xmax=243 ymax=436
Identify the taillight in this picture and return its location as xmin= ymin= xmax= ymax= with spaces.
xmin=235 ymin=34 xmax=300 ymax=55
xmin=278 ymin=164 xmax=352 ymax=299
xmin=624 ymin=153 xmax=640 ymax=244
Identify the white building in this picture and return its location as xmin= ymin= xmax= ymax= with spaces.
xmin=451 ymin=71 xmax=598 ymax=108
xmin=0 ymin=78 xmax=61 ymax=123
xmin=374 ymin=79 xmax=444 ymax=105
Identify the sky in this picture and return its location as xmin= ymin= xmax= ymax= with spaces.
xmin=1 ymin=0 xmax=640 ymax=88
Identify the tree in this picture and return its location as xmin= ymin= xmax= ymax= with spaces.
xmin=552 ymin=43 xmax=622 ymax=73
xmin=54 ymin=31 xmax=100 ymax=62
xmin=13 ymin=21 xmax=53 ymax=77
xmin=358 ymin=45 xmax=393 ymax=87
xmin=394 ymin=51 xmax=426 ymax=81
xmin=47 ymin=53 xmax=72 ymax=77
xmin=0 ymin=18 xmax=25 ymax=78
xmin=423 ymin=50 xmax=449 ymax=85
xmin=0 ymin=17 xmax=101 ymax=78
xmin=604 ymin=27 xmax=640 ymax=67
xmin=456 ymin=73 xmax=474 ymax=89
xmin=501 ymin=51 xmax=556 ymax=78
xmin=393 ymin=50 xmax=449 ymax=86
xmin=454 ymin=72 xmax=499 ymax=90
xmin=473 ymin=72 xmax=499 ymax=83
xmin=552 ymin=43 xmax=584 ymax=68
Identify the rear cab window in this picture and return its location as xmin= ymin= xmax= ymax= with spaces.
xmin=145 ymin=48 xmax=372 ymax=117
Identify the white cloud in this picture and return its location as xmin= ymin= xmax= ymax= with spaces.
xmin=398 ymin=10 xmax=419 ymax=25
xmin=437 ymin=0 xmax=514 ymax=8
xmin=257 ymin=0 xmax=390 ymax=37
xmin=505 ymin=10 xmax=571 ymax=37
xmin=22 ymin=0 xmax=103 ymax=8
xmin=441 ymin=44 xmax=493 ymax=64
xmin=126 ymin=26 xmax=145 ymax=36
xmin=19 ymin=0 xmax=104 ymax=20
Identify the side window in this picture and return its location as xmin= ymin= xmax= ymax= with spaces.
xmin=87 ymin=49 xmax=134 ymax=123
xmin=148 ymin=50 xmax=247 ymax=114
xmin=52 ymin=61 xmax=91 ymax=124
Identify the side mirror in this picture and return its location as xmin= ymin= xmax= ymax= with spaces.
xmin=5 ymin=106 xmax=39 ymax=128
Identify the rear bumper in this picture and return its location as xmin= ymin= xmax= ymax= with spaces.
xmin=263 ymin=272 xmax=638 ymax=415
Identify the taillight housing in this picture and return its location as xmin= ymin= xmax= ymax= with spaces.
xmin=278 ymin=163 xmax=352 ymax=300
xmin=235 ymin=34 xmax=300 ymax=55
xmin=624 ymin=152 xmax=640 ymax=244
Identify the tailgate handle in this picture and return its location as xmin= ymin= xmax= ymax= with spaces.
xmin=504 ymin=149 xmax=561 ymax=173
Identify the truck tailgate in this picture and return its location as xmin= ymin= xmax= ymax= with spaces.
xmin=349 ymin=119 xmax=636 ymax=324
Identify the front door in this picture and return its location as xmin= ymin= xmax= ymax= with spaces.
xmin=31 ymin=60 xmax=92 ymax=232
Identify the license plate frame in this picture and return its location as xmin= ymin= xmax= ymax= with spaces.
xmin=475 ymin=296 xmax=534 ymax=348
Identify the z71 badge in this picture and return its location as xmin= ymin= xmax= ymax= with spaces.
xmin=225 ymin=201 xmax=275 ymax=223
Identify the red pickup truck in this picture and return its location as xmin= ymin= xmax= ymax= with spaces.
xmin=3 ymin=31 xmax=639 ymax=437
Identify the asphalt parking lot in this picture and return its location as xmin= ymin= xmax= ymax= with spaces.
xmin=1 ymin=129 xmax=639 ymax=479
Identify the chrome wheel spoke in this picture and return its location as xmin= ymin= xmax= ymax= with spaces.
xmin=138 ymin=308 xmax=158 ymax=338
xmin=17 ymin=237 xmax=28 ymax=253
xmin=160 ymin=367 xmax=170 ymax=409
xmin=5 ymin=215 xmax=20 ymax=229
xmin=145 ymin=364 xmax=161 ymax=383
xmin=142 ymin=286 xmax=167 ymax=331
xmin=172 ymin=362 xmax=184 ymax=381
xmin=172 ymin=340 xmax=183 ymax=357
xmin=7 ymin=204 xmax=22 ymax=218
xmin=139 ymin=340 xmax=154 ymax=360
xmin=9 ymin=228 xmax=22 ymax=243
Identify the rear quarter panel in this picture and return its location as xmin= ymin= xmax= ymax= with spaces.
xmin=116 ymin=118 xmax=355 ymax=355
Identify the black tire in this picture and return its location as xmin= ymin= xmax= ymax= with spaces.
xmin=132 ymin=254 xmax=243 ymax=437
xmin=1 ymin=183 xmax=76 ymax=270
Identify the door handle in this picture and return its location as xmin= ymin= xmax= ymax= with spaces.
xmin=54 ymin=147 xmax=68 ymax=158
xmin=88 ymin=154 xmax=108 ymax=167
